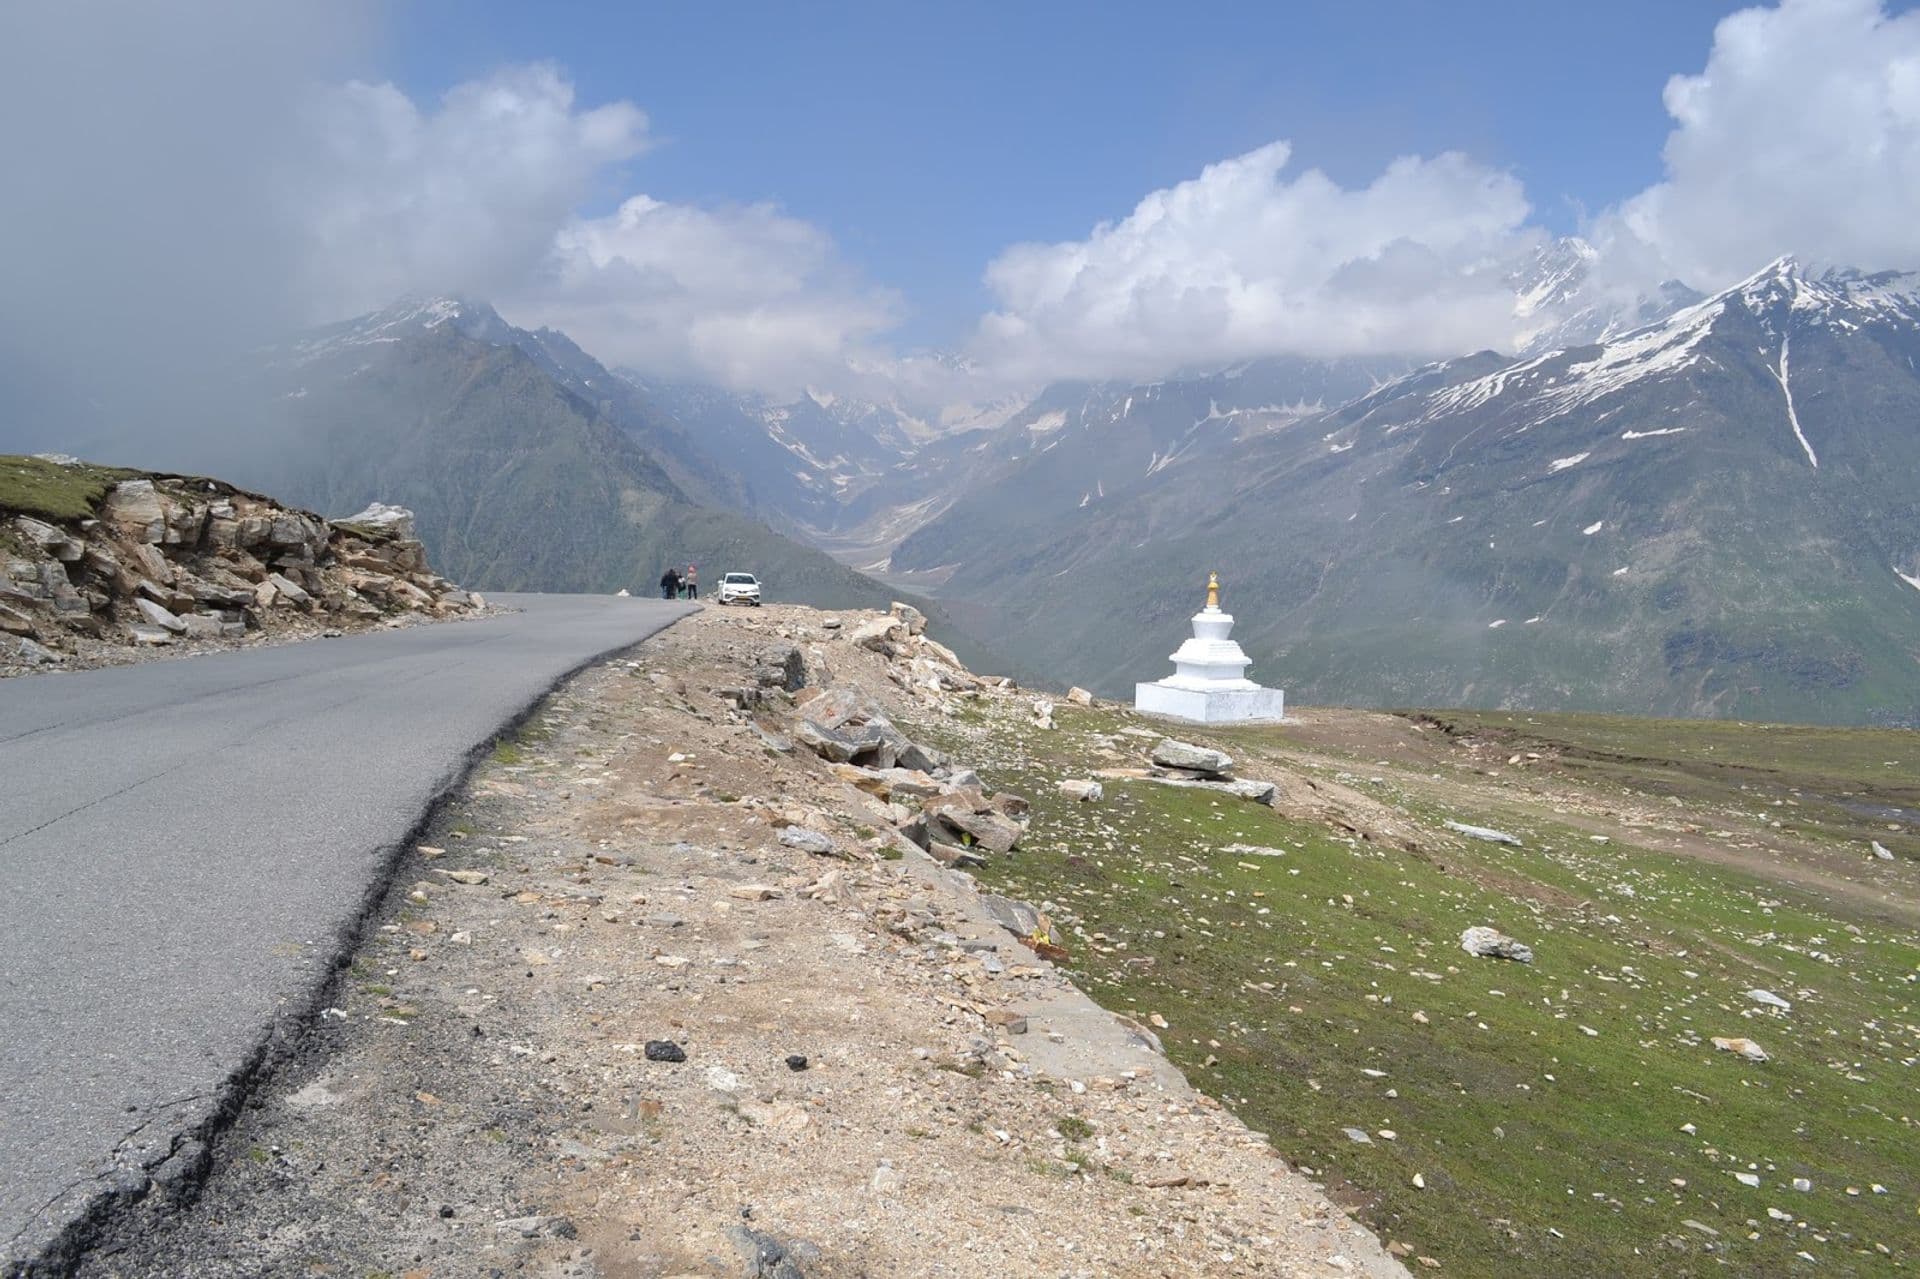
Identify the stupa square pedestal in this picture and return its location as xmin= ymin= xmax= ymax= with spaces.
xmin=1134 ymin=680 xmax=1284 ymax=724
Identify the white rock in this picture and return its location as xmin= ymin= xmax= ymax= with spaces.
xmin=1057 ymin=779 xmax=1104 ymax=802
xmin=1460 ymin=926 xmax=1533 ymax=963
xmin=777 ymin=826 xmax=837 ymax=855
xmin=1444 ymin=820 xmax=1522 ymax=846
xmin=1871 ymin=840 xmax=1894 ymax=861
xmin=705 ymin=1066 xmax=741 ymax=1093
xmin=1745 ymin=989 xmax=1791 ymax=1011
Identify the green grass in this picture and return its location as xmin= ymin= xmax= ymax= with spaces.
xmin=917 ymin=701 xmax=1919 ymax=1276
xmin=490 ymin=740 xmax=524 ymax=766
xmin=0 ymin=454 xmax=141 ymax=522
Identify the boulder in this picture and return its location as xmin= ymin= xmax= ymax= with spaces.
xmin=1150 ymin=738 xmax=1233 ymax=775
xmin=128 ymin=624 xmax=173 ymax=646
xmin=1445 ymin=820 xmax=1523 ymax=847
xmin=12 ymin=517 xmax=83 ymax=563
xmin=1066 ymin=686 xmax=1095 ymax=707
xmin=848 ymin=617 xmax=905 ymax=653
xmin=102 ymin=480 xmax=167 ymax=543
xmin=1711 ymin=1036 xmax=1770 ymax=1063
xmin=793 ymin=720 xmax=858 ymax=763
xmin=266 ymin=572 xmax=312 ymax=606
xmin=0 ymin=601 xmax=35 ymax=636
xmin=134 ymin=597 xmax=188 ymax=635
xmin=5 ymin=635 xmax=58 ymax=665
xmin=179 ymin=613 xmax=223 ymax=641
xmin=925 ymin=800 xmax=1023 ymax=853
xmin=754 ymin=642 xmax=807 ymax=691
xmin=1058 ymin=779 xmax=1104 ymax=802
xmin=777 ymin=826 xmax=838 ymax=856
xmin=1460 ymin=926 xmax=1533 ymax=963
xmin=333 ymin=502 xmax=417 ymax=542
xmin=888 ymin=601 xmax=928 ymax=635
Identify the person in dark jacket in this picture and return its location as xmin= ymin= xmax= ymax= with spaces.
xmin=659 ymin=567 xmax=681 ymax=600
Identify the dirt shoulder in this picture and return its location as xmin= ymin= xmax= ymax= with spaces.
xmin=79 ymin=603 xmax=1402 ymax=1278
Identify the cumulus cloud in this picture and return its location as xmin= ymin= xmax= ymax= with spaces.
xmin=970 ymin=142 xmax=1544 ymax=383
xmin=1601 ymin=0 xmax=1920 ymax=288
xmin=506 ymin=195 xmax=902 ymax=395
xmin=294 ymin=65 xmax=651 ymax=320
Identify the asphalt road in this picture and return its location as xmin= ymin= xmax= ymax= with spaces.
xmin=0 ymin=595 xmax=692 ymax=1271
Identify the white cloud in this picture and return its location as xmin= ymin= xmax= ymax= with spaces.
xmin=507 ymin=194 xmax=903 ymax=395
xmin=294 ymin=64 xmax=651 ymax=319
xmin=970 ymin=141 xmax=1544 ymax=383
xmin=1602 ymin=0 xmax=1920 ymax=287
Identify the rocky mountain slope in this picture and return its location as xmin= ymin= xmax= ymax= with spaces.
xmin=251 ymin=303 xmax=963 ymax=627
xmin=892 ymin=258 xmax=1920 ymax=725
xmin=0 ymin=454 xmax=481 ymax=674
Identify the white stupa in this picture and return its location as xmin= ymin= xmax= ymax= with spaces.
xmin=1134 ymin=572 xmax=1285 ymax=724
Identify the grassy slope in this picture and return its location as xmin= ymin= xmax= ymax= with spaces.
xmin=910 ymin=700 xmax=1918 ymax=1276
xmin=0 ymin=455 xmax=140 ymax=522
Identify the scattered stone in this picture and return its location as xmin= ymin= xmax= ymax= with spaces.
xmin=1460 ymin=926 xmax=1534 ymax=963
xmin=984 ymin=1008 xmax=1028 ymax=1035
xmin=1445 ymin=820 xmax=1523 ymax=846
xmin=441 ymin=869 xmax=490 ymax=885
xmin=1745 ymin=989 xmax=1791 ymax=1011
xmin=643 ymin=1040 xmax=686 ymax=1062
xmin=1871 ymin=840 xmax=1895 ymax=860
xmin=785 ymin=1054 xmax=809 ymax=1072
xmin=729 ymin=1226 xmax=811 ymax=1279
xmin=777 ymin=826 xmax=837 ymax=855
xmin=1066 ymin=686 xmax=1094 ymax=707
xmin=1711 ymin=1036 xmax=1769 ymax=1063
xmin=729 ymin=884 xmax=783 ymax=901
xmin=1057 ymin=778 xmax=1104 ymax=802
xmin=1342 ymin=1127 xmax=1373 ymax=1144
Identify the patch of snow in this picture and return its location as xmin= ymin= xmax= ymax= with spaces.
xmin=1548 ymin=452 xmax=1590 ymax=473
xmin=1329 ymin=441 xmax=1353 ymax=453
xmin=1583 ymin=521 xmax=1604 ymax=536
xmin=1621 ymin=427 xmax=1687 ymax=439
xmin=1768 ymin=333 xmax=1819 ymax=468
xmin=1896 ymin=566 xmax=1920 ymax=593
xmin=1488 ymin=619 xmax=1508 ymax=629
xmin=1612 ymin=566 xmax=1630 ymax=576
xmin=1026 ymin=410 xmax=1068 ymax=434
xmin=1524 ymin=616 xmax=1541 ymax=624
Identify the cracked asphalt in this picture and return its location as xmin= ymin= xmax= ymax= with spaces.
xmin=0 ymin=595 xmax=691 ymax=1273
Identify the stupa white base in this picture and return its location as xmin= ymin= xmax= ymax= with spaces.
xmin=1133 ymin=680 xmax=1285 ymax=724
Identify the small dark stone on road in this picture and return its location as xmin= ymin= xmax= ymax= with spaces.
xmin=785 ymin=1054 xmax=809 ymax=1071
xmin=439 ymin=1205 xmax=455 ymax=1218
xmin=644 ymin=1040 xmax=686 ymax=1062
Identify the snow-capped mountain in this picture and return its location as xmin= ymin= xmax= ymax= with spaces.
xmin=1508 ymin=237 xmax=1703 ymax=354
xmin=892 ymin=255 xmax=1920 ymax=724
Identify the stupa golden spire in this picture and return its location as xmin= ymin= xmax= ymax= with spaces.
xmin=1206 ymin=571 xmax=1220 ymax=610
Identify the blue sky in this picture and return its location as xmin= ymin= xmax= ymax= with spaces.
xmin=385 ymin=1 xmax=1749 ymax=347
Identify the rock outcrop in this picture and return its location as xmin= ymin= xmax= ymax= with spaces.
xmin=1 ymin=458 xmax=483 ymax=673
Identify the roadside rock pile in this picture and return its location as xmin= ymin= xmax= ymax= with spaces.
xmin=781 ymin=657 xmax=1036 ymax=870
xmin=1 ymin=462 xmax=483 ymax=673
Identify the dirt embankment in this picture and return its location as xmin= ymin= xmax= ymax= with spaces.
xmin=80 ymin=602 xmax=1403 ymax=1278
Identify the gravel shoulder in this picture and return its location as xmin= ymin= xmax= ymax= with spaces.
xmin=76 ymin=603 xmax=1402 ymax=1278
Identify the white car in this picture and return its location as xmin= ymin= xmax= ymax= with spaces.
xmin=717 ymin=571 xmax=762 ymax=606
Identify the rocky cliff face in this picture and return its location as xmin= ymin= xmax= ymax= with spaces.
xmin=0 ymin=456 xmax=482 ymax=674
